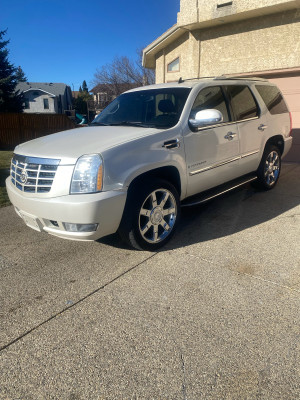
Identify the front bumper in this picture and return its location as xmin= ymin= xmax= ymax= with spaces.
xmin=6 ymin=177 xmax=127 ymax=241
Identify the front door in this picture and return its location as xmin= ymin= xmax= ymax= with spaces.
xmin=184 ymin=86 xmax=241 ymax=197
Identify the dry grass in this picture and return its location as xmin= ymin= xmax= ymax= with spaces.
xmin=0 ymin=151 xmax=13 ymax=207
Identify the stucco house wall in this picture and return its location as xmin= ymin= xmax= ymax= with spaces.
xmin=178 ymin=0 xmax=299 ymax=26
xmin=196 ymin=9 xmax=300 ymax=78
xmin=147 ymin=8 xmax=299 ymax=83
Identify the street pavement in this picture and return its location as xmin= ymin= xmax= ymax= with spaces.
xmin=0 ymin=162 xmax=299 ymax=399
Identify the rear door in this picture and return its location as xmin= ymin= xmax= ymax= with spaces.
xmin=225 ymin=84 xmax=266 ymax=175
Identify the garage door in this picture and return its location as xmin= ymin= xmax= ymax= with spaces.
xmin=236 ymin=70 xmax=300 ymax=162
xmin=269 ymin=75 xmax=300 ymax=129
xmin=268 ymin=74 xmax=300 ymax=162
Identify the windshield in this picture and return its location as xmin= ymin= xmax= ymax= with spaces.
xmin=91 ymin=87 xmax=191 ymax=129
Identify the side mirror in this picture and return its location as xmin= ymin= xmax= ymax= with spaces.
xmin=189 ymin=109 xmax=224 ymax=131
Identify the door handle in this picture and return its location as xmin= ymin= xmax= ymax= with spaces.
xmin=258 ymin=124 xmax=268 ymax=131
xmin=163 ymin=139 xmax=180 ymax=149
xmin=224 ymin=132 xmax=236 ymax=140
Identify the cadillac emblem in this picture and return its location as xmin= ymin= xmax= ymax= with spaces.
xmin=20 ymin=170 xmax=28 ymax=184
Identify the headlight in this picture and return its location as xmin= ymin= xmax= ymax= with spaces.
xmin=70 ymin=154 xmax=103 ymax=194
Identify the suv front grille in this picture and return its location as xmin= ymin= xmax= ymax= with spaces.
xmin=11 ymin=154 xmax=60 ymax=193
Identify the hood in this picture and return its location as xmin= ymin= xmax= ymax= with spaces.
xmin=14 ymin=125 xmax=162 ymax=164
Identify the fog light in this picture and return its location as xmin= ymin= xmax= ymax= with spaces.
xmin=50 ymin=220 xmax=59 ymax=227
xmin=63 ymin=223 xmax=98 ymax=232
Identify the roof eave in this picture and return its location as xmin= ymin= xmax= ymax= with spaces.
xmin=143 ymin=25 xmax=186 ymax=69
xmin=143 ymin=2 xmax=299 ymax=69
xmin=22 ymin=88 xmax=56 ymax=97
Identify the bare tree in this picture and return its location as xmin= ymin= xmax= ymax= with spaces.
xmin=91 ymin=52 xmax=155 ymax=99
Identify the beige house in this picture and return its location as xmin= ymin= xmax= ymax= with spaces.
xmin=143 ymin=0 xmax=300 ymax=129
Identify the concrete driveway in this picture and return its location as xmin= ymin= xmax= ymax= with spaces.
xmin=0 ymin=162 xmax=299 ymax=399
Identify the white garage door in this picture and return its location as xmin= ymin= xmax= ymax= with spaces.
xmin=269 ymin=75 xmax=300 ymax=129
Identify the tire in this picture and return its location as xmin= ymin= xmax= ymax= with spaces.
xmin=119 ymin=179 xmax=180 ymax=251
xmin=255 ymin=145 xmax=281 ymax=190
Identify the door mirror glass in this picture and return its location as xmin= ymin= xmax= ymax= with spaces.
xmin=189 ymin=109 xmax=224 ymax=130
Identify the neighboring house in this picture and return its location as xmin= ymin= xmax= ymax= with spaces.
xmin=143 ymin=0 xmax=300 ymax=128
xmin=72 ymin=90 xmax=80 ymax=99
xmin=91 ymin=83 xmax=138 ymax=112
xmin=16 ymin=82 xmax=73 ymax=114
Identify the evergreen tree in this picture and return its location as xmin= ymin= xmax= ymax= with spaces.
xmin=15 ymin=66 xmax=27 ymax=82
xmin=74 ymin=81 xmax=92 ymax=115
xmin=74 ymin=88 xmax=93 ymax=115
xmin=82 ymin=80 xmax=88 ymax=92
xmin=0 ymin=30 xmax=23 ymax=112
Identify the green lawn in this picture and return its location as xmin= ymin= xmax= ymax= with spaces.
xmin=0 ymin=151 xmax=13 ymax=207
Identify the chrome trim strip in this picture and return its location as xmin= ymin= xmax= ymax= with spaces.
xmin=182 ymin=177 xmax=257 ymax=207
xmin=14 ymin=154 xmax=60 ymax=165
xmin=241 ymin=150 xmax=259 ymax=159
xmin=235 ymin=116 xmax=259 ymax=124
xmin=195 ymin=116 xmax=259 ymax=131
xmin=189 ymin=156 xmax=240 ymax=176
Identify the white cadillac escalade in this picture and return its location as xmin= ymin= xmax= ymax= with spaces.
xmin=6 ymin=77 xmax=292 ymax=250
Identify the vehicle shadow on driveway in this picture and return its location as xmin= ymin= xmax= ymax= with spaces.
xmin=99 ymin=163 xmax=300 ymax=251
xmin=168 ymin=163 xmax=300 ymax=251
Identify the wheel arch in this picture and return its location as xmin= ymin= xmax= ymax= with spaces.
xmin=119 ymin=166 xmax=182 ymax=236
xmin=264 ymin=135 xmax=284 ymax=155
xmin=127 ymin=166 xmax=182 ymax=198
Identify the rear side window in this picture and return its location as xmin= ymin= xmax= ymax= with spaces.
xmin=255 ymin=85 xmax=289 ymax=115
xmin=226 ymin=85 xmax=259 ymax=121
xmin=190 ymin=86 xmax=230 ymax=123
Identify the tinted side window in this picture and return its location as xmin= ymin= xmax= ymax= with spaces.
xmin=190 ymin=86 xmax=230 ymax=123
xmin=255 ymin=85 xmax=289 ymax=115
xmin=226 ymin=85 xmax=259 ymax=121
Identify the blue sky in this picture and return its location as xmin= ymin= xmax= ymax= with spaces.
xmin=1 ymin=0 xmax=180 ymax=90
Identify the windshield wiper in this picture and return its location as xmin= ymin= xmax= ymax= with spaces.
xmin=91 ymin=121 xmax=159 ymax=128
xmin=109 ymin=121 xmax=149 ymax=127
xmin=90 ymin=122 xmax=109 ymax=126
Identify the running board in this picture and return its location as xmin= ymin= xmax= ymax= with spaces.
xmin=181 ymin=174 xmax=257 ymax=207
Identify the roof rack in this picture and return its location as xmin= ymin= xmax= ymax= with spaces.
xmin=178 ymin=77 xmax=215 ymax=83
xmin=178 ymin=76 xmax=268 ymax=83
xmin=214 ymin=75 xmax=268 ymax=82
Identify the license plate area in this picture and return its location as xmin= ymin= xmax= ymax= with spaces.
xmin=19 ymin=211 xmax=42 ymax=232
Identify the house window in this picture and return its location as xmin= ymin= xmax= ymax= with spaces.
xmin=24 ymin=99 xmax=30 ymax=109
xmin=167 ymin=57 xmax=180 ymax=73
xmin=43 ymin=98 xmax=49 ymax=109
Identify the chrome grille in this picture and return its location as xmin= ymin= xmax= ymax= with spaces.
xmin=11 ymin=154 xmax=60 ymax=193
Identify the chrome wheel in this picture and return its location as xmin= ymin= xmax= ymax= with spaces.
xmin=118 ymin=179 xmax=180 ymax=250
xmin=138 ymin=188 xmax=177 ymax=244
xmin=264 ymin=151 xmax=280 ymax=186
xmin=253 ymin=145 xmax=281 ymax=191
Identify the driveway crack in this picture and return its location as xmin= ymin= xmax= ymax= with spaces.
xmin=0 ymin=252 xmax=158 ymax=353
xmin=180 ymin=353 xmax=188 ymax=400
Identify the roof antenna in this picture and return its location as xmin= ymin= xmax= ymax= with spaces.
xmin=178 ymin=77 xmax=183 ymax=83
